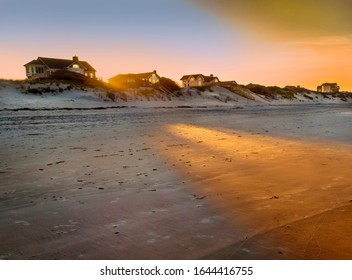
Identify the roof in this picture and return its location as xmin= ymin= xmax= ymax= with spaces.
xmin=180 ymin=74 xmax=219 ymax=82
xmin=321 ymin=82 xmax=338 ymax=86
xmin=180 ymin=74 xmax=200 ymax=80
xmin=24 ymin=59 xmax=45 ymax=66
xmin=24 ymin=57 xmax=96 ymax=72
xmin=79 ymin=61 xmax=96 ymax=72
xmin=109 ymin=71 xmax=160 ymax=81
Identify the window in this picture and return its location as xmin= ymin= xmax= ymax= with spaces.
xmin=149 ymin=76 xmax=158 ymax=84
xmin=34 ymin=66 xmax=44 ymax=74
xmin=72 ymin=64 xmax=80 ymax=68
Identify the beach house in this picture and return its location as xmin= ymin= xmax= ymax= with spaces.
xmin=317 ymin=83 xmax=340 ymax=93
xmin=180 ymin=74 xmax=219 ymax=88
xmin=24 ymin=56 xmax=97 ymax=79
xmin=108 ymin=70 xmax=160 ymax=88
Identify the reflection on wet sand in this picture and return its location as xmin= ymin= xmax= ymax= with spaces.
xmin=161 ymin=124 xmax=352 ymax=259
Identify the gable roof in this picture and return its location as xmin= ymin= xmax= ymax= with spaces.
xmin=203 ymin=75 xmax=219 ymax=82
xmin=180 ymin=74 xmax=201 ymax=80
xmin=24 ymin=59 xmax=46 ymax=66
xmin=321 ymin=82 xmax=338 ymax=86
xmin=79 ymin=61 xmax=96 ymax=72
xmin=180 ymin=74 xmax=219 ymax=82
xmin=24 ymin=57 xmax=96 ymax=72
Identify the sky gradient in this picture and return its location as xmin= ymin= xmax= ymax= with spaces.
xmin=1 ymin=0 xmax=351 ymax=90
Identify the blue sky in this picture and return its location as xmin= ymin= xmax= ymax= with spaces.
xmin=1 ymin=0 xmax=351 ymax=90
xmin=1 ymin=0 xmax=239 ymax=82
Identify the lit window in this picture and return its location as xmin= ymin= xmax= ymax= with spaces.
xmin=72 ymin=64 xmax=80 ymax=68
xmin=150 ymin=76 xmax=158 ymax=84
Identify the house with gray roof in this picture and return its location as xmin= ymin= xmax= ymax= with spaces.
xmin=317 ymin=82 xmax=340 ymax=93
xmin=180 ymin=74 xmax=219 ymax=88
xmin=24 ymin=56 xmax=97 ymax=79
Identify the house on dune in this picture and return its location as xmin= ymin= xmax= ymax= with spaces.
xmin=108 ymin=70 xmax=160 ymax=88
xmin=24 ymin=56 xmax=97 ymax=79
xmin=317 ymin=83 xmax=340 ymax=93
xmin=180 ymin=74 xmax=219 ymax=88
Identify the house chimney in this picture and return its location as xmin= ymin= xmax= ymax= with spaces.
xmin=73 ymin=56 xmax=79 ymax=62
xmin=210 ymin=74 xmax=214 ymax=77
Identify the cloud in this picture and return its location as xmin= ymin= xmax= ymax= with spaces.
xmin=188 ymin=0 xmax=352 ymax=40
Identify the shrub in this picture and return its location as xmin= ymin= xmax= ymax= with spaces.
xmin=27 ymin=88 xmax=42 ymax=95
xmin=106 ymin=91 xmax=116 ymax=101
xmin=303 ymin=94 xmax=314 ymax=100
xmin=219 ymin=83 xmax=255 ymax=100
xmin=246 ymin=84 xmax=276 ymax=99
xmin=154 ymin=77 xmax=180 ymax=93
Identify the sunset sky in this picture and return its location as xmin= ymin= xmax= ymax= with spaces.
xmin=1 ymin=0 xmax=351 ymax=90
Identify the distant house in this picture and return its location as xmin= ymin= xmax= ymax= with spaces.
xmin=24 ymin=56 xmax=97 ymax=79
xmin=180 ymin=74 xmax=219 ymax=88
xmin=108 ymin=70 xmax=160 ymax=88
xmin=317 ymin=83 xmax=340 ymax=93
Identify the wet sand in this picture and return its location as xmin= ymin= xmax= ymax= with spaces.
xmin=0 ymin=105 xmax=351 ymax=259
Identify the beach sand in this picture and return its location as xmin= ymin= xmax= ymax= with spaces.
xmin=0 ymin=105 xmax=351 ymax=259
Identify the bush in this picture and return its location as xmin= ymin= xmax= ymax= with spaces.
xmin=246 ymin=84 xmax=276 ymax=99
xmin=136 ymin=89 xmax=156 ymax=96
xmin=48 ymin=70 xmax=110 ymax=90
xmin=243 ymin=84 xmax=312 ymax=100
xmin=106 ymin=91 xmax=116 ymax=101
xmin=153 ymin=77 xmax=180 ymax=93
xmin=303 ymin=94 xmax=314 ymax=100
xmin=218 ymin=82 xmax=255 ymax=100
xmin=27 ymin=88 xmax=43 ymax=95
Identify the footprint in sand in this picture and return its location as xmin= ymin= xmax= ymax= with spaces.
xmin=200 ymin=218 xmax=212 ymax=224
xmin=14 ymin=220 xmax=30 ymax=226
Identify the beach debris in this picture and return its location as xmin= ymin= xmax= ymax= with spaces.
xmin=270 ymin=195 xmax=279 ymax=199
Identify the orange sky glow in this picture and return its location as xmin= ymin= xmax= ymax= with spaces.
xmin=1 ymin=0 xmax=351 ymax=91
xmin=188 ymin=0 xmax=352 ymax=91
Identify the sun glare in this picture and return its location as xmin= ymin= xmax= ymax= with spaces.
xmin=152 ymin=123 xmax=352 ymax=258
